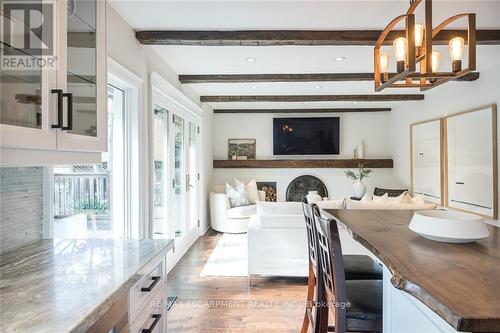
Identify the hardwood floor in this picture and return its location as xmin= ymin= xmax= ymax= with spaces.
xmin=167 ymin=230 xmax=308 ymax=332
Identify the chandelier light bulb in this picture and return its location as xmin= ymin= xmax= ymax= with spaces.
xmin=379 ymin=53 xmax=390 ymax=73
xmin=379 ymin=52 xmax=390 ymax=82
xmin=449 ymin=37 xmax=465 ymax=72
xmin=393 ymin=37 xmax=407 ymax=72
xmin=414 ymin=24 xmax=424 ymax=48
xmin=393 ymin=37 xmax=408 ymax=62
xmin=431 ymin=51 xmax=441 ymax=73
xmin=449 ymin=37 xmax=465 ymax=61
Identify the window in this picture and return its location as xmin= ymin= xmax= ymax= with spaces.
xmin=152 ymin=104 xmax=169 ymax=238
xmin=52 ymin=85 xmax=126 ymax=238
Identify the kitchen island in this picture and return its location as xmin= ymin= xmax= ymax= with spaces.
xmin=323 ymin=209 xmax=500 ymax=333
xmin=0 ymin=238 xmax=174 ymax=333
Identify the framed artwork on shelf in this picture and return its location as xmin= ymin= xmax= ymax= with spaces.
xmin=228 ymin=138 xmax=256 ymax=160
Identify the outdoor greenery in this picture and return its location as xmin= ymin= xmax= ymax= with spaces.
xmin=72 ymin=195 xmax=108 ymax=215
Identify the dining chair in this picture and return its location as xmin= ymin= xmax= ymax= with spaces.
xmin=313 ymin=207 xmax=383 ymax=333
xmin=300 ymin=199 xmax=382 ymax=333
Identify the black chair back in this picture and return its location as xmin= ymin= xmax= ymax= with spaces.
xmin=373 ymin=187 xmax=407 ymax=197
xmin=313 ymin=208 xmax=348 ymax=333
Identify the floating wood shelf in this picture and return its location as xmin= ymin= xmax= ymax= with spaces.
xmin=213 ymin=159 xmax=393 ymax=169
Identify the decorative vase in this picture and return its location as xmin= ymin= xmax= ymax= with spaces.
xmin=352 ymin=181 xmax=366 ymax=199
xmin=306 ymin=191 xmax=322 ymax=203
xmin=357 ymin=142 xmax=364 ymax=159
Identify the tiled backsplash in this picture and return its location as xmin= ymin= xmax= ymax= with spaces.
xmin=0 ymin=167 xmax=44 ymax=254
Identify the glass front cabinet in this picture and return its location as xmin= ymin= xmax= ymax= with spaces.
xmin=0 ymin=0 xmax=107 ymax=163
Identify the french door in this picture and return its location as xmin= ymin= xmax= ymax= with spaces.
xmin=151 ymin=91 xmax=200 ymax=242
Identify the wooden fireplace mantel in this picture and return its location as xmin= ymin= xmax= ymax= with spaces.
xmin=213 ymin=159 xmax=393 ymax=169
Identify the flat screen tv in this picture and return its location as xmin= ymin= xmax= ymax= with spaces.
xmin=273 ymin=117 xmax=340 ymax=155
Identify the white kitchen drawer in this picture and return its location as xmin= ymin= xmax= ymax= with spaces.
xmin=129 ymin=257 xmax=166 ymax=323
xmin=129 ymin=284 xmax=167 ymax=333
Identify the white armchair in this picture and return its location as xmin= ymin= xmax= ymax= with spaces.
xmin=210 ymin=187 xmax=265 ymax=234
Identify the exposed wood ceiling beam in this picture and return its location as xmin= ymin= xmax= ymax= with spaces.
xmin=136 ymin=30 xmax=500 ymax=46
xmin=214 ymin=108 xmax=391 ymax=113
xmin=201 ymin=94 xmax=424 ymax=102
xmin=180 ymin=72 xmax=480 ymax=83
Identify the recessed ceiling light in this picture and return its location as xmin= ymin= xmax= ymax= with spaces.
xmin=255 ymin=102 xmax=260 ymax=105
xmin=353 ymin=101 xmax=358 ymax=105
xmin=304 ymin=102 xmax=310 ymax=105
xmin=252 ymin=86 xmax=258 ymax=89
xmin=246 ymin=57 xmax=257 ymax=62
xmin=314 ymin=85 xmax=322 ymax=89
xmin=335 ymin=56 xmax=347 ymax=61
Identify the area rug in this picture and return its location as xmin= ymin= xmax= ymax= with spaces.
xmin=200 ymin=233 xmax=248 ymax=277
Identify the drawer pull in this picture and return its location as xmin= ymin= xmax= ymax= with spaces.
xmin=141 ymin=314 xmax=161 ymax=333
xmin=141 ymin=276 xmax=161 ymax=292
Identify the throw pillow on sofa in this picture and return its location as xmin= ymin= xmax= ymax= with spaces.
xmin=234 ymin=178 xmax=259 ymax=204
xmin=226 ymin=182 xmax=249 ymax=208
xmin=373 ymin=192 xmax=406 ymax=204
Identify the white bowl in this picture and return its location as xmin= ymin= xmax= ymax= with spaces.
xmin=409 ymin=210 xmax=490 ymax=243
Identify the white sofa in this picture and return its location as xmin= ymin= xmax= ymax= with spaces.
xmin=210 ymin=185 xmax=266 ymax=233
xmin=248 ymin=200 xmax=373 ymax=277
xmin=248 ymin=198 xmax=436 ymax=277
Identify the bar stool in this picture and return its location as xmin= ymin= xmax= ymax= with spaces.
xmin=314 ymin=206 xmax=383 ymax=333
xmin=300 ymin=199 xmax=382 ymax=333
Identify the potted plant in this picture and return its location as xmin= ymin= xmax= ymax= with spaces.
xmin=345 ymin=165 xmax=373 ymax=198
xmin=229 ymin=147 xmax=240 ymax=160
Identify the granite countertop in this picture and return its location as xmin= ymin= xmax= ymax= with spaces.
xmin=0 ymin=238 xmax=174 ymax=333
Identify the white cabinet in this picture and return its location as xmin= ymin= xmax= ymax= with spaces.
xmin=129 ymin=255 xmax=168 ymax=333
xmin=0 ymin=0 xmax=107 ymax=163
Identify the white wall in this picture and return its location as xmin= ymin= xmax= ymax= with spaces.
xmin=213 ymin=111 xmax=401 ymax=200
xmin=390 ymin=47 xmax=500 ymax=220
xmin=213 ymin=112 xmax=393 ymax=159
xmin=107 ymin=6 xmax=213 ymax=235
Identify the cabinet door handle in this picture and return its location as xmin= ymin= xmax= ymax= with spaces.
xmin=51 ymin=89 xmax=63 ymax=128
xmin=455 ymin=181 xmax=465 ymax=185
xmin=141 ymin=276 xmax=161 ymax=292
xmin=141 ymin=314 xmax=161 ymax=333
xmin=61 ymin=92 xmax=73 ymax=130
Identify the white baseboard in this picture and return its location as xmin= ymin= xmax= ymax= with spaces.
xmin=166 ymin=221 xmax=211 ymax=274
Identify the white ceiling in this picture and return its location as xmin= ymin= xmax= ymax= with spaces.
xmin=111 ymin=1 xmax=500 ymax=110
xmin=111 ymin=1 xmax=500 ymax=30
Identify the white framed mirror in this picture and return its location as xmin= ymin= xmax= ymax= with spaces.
xmin=446 ymin=105 xmax=497 ymax=219
xmin=410 ymin=119 xmax=444 ymax=205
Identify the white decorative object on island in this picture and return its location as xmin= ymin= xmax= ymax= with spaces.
xmin=306 ymin=191 xmax=322 ymax=203
xmin=409 ymin=210 xmax=489 ymax=243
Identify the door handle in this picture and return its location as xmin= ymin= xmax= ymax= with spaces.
xmin=455 ymin=181 xmax=465 ymax=185
xmin=61 ymin=92 xmax=73 ymax=130
xmin=186 ymin=174 xmax=194 ymax=192
xmin=51 ymin=89 xmax=63 ymax=128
